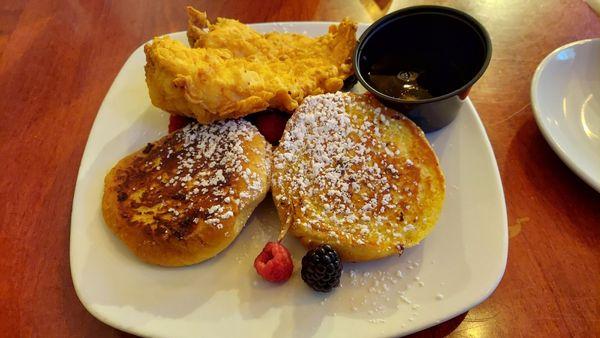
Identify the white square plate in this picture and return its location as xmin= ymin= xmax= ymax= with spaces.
xmin=70 ymin=22 xmax=507 ymax=338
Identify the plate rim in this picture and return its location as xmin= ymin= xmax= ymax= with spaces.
xmin=530 ymin=38 xmax=600 ymax=193
xmin=70 ymin=21 xmax=508 ymax=338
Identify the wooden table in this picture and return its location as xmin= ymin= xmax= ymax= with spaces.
xmin=1 ymin=0 xmax=599 ymax=336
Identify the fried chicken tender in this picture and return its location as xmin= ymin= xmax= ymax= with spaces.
xmin=144 ymin=7 xmax=357 ymax=123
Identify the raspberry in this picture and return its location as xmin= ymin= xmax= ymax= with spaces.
xmin=254 ymin=242 xmax=293 ymax=283
xmin=168 ymin=115 xmax=194 ymax=133
xmin=250 ymin=110 xmax=290 ymax=144
xmin=301 ymin=245 xmax=342 ymax=292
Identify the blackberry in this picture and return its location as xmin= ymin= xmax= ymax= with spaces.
xmin=301 ymin=245 xmax=342 ymax=292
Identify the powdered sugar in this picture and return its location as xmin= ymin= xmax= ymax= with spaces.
xmin=141 ymin=119 xmax=268 ymax=233
xmin=273 ymin=92 xmax=421 ymax=248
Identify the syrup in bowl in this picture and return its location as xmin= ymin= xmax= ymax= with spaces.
xmin=365 ymin=52 xmax=470 ymax=102
xmin=353 ymin=6 xmax=492 ymax=131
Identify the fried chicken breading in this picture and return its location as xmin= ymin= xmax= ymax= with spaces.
xmin=144 ymin=7 xmax=357 ymax=123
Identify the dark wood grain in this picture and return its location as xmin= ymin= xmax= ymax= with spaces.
xmin=0 ymin=0 xmax=599 ymax=336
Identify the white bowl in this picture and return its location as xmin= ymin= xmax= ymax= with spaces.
xmin=531 ymin=38 xmax=600 ymax=192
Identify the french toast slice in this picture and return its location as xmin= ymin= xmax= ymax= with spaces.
xmin=102 ymin=120 xmax=271 ymax=266
xmin=272 ymin=92 xmax=445 ymax=262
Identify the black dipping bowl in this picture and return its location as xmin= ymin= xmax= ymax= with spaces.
xmin=354 ymin=6 xmax=491 ymax=132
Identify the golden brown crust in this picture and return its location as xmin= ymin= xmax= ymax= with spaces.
xmin=272 ymin=93 xmax=445 ymax=262
xmin=102 ymin=120 xmax=271 ymax=266
xmin=143 ymin=7 xmax=356 ymax=124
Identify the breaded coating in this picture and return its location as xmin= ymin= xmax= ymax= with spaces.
xmin=144 ymin=7 xmax=356 ymax=123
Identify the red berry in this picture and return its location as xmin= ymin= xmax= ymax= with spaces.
xmin=168 ymin=115 xmax=194 ymax=133
xmin=252 ymin=110 xmax=290 ymax=144
xmin=254 ymin=242 xmax=293 ymax=283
